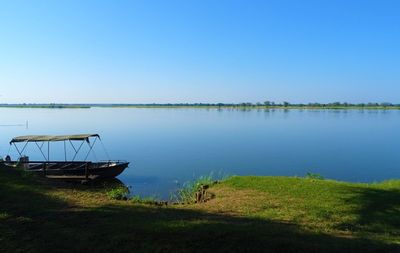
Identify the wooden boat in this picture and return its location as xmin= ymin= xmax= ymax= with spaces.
xmin=1 ymin=134 xmax=129 ymax=181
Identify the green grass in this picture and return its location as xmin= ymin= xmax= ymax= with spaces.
xmin=106 ymin=185 xmax=130 ymax=200
xmin=305 ymin=172 xmax=325 ymax=180
xmin=222 ymin=176 xmax=400 ymax=241
xmin=0 ymin=166 xmax=399 ymax=252
xmin=131 ymin=195 xmax=160 ymax=204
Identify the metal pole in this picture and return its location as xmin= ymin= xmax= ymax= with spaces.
xmin=84 ymin=137 xmax=97 ymax=161
xmin=72 ymin=140 xmax=85 ymax=161
xmin=47 ymin=142 xmax=50 ymax=161
xmin=35 ymin=142 xmax=47 ymax=160
xmin=13 ymin=143 xmax=22 ymax=157
xmin=20 ymin=141 xmax=29 ymax=154
xmin=69 ymin=140 xmax=77 ymax=153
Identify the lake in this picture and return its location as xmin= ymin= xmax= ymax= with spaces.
xmin=1 ymin=108 xmax=400 ymax=199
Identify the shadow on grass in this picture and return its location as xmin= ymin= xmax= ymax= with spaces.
xmin=0 ymin=168 xmax=398 ymax=253
xmin=338 ymin=185 xmax=400 ymax=236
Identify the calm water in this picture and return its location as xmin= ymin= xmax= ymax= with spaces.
xmin=1 ymin=108 xmax=400 ymax=198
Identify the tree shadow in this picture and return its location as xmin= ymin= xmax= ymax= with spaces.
xmin=337 ymin=185 xmax=400 ymax=236
xmin=0 ymin=169 xmax=399 ymax=253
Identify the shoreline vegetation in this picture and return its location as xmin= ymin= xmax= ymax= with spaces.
xmin=1 ymin=166 xmax=399 ymax=252
xmin=1 ymin=102 xmax=400 ymax=110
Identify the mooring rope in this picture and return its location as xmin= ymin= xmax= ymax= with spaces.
xmin=99 ymin=138 xmax=111 ymax=161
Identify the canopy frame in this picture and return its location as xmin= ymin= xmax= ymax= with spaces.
xmin=10 ymin=134 xmax=102 ymax=162
xmin=10 ymin=134 xmax=100 ymax=144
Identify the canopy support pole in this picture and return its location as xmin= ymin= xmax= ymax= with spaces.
xmin=13 ymin=143 xmax=22 ymax=157
xmin=20 ymin=141 xmax=30 ymax=155
xmin=69 ymin=140 xmax=77 ymax=153
xmin=84 ymin=137 xmax=97 ymax=161
xmin=72 ymin=140 xmax=85 ymax=161
xmin=35 ymin=142 xmax=47 ymax=161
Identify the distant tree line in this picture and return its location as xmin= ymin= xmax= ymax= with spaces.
xmin=106 ymin=101 xmax=398 ymax=108
xmin=0 ymin=102 xmax=399 ymax=108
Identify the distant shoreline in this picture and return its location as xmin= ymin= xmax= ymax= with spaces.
xmin=0 ymin=105 xmax=90 ymax=109
xmin=1 ymin=104 xmax=400 ymax=110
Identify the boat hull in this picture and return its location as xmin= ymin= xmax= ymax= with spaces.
xmin=0 ymin=161 xmax=129 ymax=181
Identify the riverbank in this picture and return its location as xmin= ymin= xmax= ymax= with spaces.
xmin=0 ymin=105 xmax=90 ymax=109
xmin=0 ymin=168 xmax=399 ymax=252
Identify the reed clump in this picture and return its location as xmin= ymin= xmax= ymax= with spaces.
xmin=171 ymin=173 xmax=220 ymax=204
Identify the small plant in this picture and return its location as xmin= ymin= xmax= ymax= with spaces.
xmin=131 ymin=195 xmax=159 ymax=204
xmin=171 ymin=171 xmax=222 ymax=203
xmin=106 ymin=186 xmax=130 ymax=200
xmin=305 ymin=172 xmax=325 ymax=180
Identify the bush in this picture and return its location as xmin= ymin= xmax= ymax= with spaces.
xmin=106 ymin=186 xmax=130 ymax=200
xmin=171 ymin=172 xmax=220 ymax=203
xmin=305 ymin=172 xmax=325 ymax=180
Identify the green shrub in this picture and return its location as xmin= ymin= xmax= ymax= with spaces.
xmin=106 ymin=186 xmax=130 ymax=200
xmin=171 ymin=172 xmax=221 ymax=203
xmin=305 ymin=172 xmax=325 ymax=180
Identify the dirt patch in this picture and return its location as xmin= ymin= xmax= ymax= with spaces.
xmin=183 ymin=185 xmax=277 ymax=217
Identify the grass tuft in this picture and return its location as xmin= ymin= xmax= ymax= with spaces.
xmin=171 ymin=172 xmax=220 ymax=203
xmin=131 ymin=195 xmax=159 ymax=204
xmin=305 ymin=172 xmax=325 ymax=180
xmin=106 ymin=186 xmax=130 ymax=200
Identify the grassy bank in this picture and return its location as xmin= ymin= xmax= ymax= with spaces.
xmin=0 ymin=168 xmax=399 ymax=252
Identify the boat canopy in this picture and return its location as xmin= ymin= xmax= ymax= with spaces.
xmin=10 ymin=134 xmax=100 ymax=144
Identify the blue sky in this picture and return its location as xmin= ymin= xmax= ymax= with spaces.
xmin=0 ymin=0 xmax=399 ymax=103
